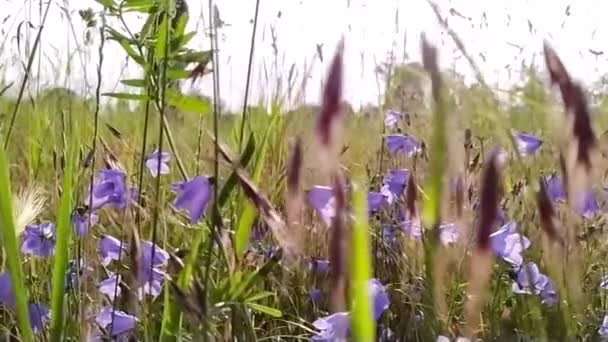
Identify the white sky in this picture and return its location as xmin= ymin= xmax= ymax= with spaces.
xmin=2 ymin=0 xmax=608 ymax=111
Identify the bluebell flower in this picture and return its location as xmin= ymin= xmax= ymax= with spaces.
xmin=489 ymin=222 xmax=530 ymax=269
xmin=29 ymin=303 xmax=50 ymax=334
xmin=599 ymin=315 xmax=608 ymax=337
xmin=98 ymin=235 xmax=125 ymax=267
xmin=87 ymin=169 xmax=128 ymax=210
xmin=72 ymin=210 xmax=98 ymax=237
xmin=310 ymin=288 xmax=322 ymax=305
xmin=367 ymin=191 xmax=387 ymax=212
xmin=397 ymin=209 xmax=421 ymax=240
xmin=439 ymin=223 xmax=459 ymax=246
xmin=577 ymin=191 xmax=600 ymax=218
xmin=513 ymin=132 xmax=542 ymax=156
xmin=21 ymin=222 xmax=56 ymax=257
xmin=0 ymin=272 xmax=15 ymax=306
xmin=368 ymin=278 xmax=390 ymax=320
xmin=311 ymin=312 xmax=350 ymax=341
xmin=95 ymin=306 xmax=138 ymax=337
xmin=400 ymin=219 xmax=422 ymax=240
xmin=307 ymin=258 xmax=330 ymax=274
xmin=384 ymin=110 xmax=402 ymax=129
xmin=512 ymin=262 xmax=557 ymax=305
xmin=145 ymin=149 xmax=171 ymax=177
xmin=382 ymin=224 xmax=398 ymax=245
xmin=307 ymin=185 xmax=335 ymax=226
xmin=385 ymin=134 xmax=420 ymax=157
xmin=544 ymin=175 xmax=566 ymax=202
xmin=99 ymin=273 xmax=121 ymax=301
xmin=380 ymin=169 xmax=409 ymax=204
xmin=171 ymin=176 xmax=213 ymax=223
xmin=138 ymin=241 xmax=169 ymax=298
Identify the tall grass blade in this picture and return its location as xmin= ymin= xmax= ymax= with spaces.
xmin=349 ymin=173 xmax=375 ymax=341
xmin=49 ymin=134 xmax=77 ymax=341
xmin=235 ymin=108 xmax=280 ymax=257
xmin=0 ymin=147 xmax=34 ymax=341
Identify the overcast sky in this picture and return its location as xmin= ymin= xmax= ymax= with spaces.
xmin=2 ymin=0 xmax=608 ymax=111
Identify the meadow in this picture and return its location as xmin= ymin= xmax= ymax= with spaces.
xmin=2 ymin=0 xmax=608 ymax=341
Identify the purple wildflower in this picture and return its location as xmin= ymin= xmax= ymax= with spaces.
xmin=369 ymin=278 xmax=390 ymax=320
xmin=400 ymin=219 xmax=422 ymax=240
xmin=138 ymin=267 xmax=165 ymax=299
xmin=21 ymin=222 xmax=56 ymax=257
xmin=99 ymin=273 xmax=121 ymax=301
xmin=307 ymin=185 xmax=335 ymax=226
xmin=439 ymin=223 xmax=459 ymax=246
xmin=384 ymin=110 xmax=402 ymax=129
xmin=513 ymin=132 xmax=542 ymax=156
xmin=171 ymin=176 xmax=213 ymax=223
xmin=599 ymin=315 xmax=608 ymax=337
xmin=311 ymin=312 xmax=350 ymax=341
xmin=72 ymin=211 xmax=98 ymax=237
xmin=98 ymin=235 xmax=125 ymax=267
xmin=385 ymin=134 xmax=420 ymax=157
xmin=145 ymin=150 xmax=171 ymax=177
xmin=0 ymin=272 xmax=15 ymax=306
xmin=310 ymin=288 xmax=322 ymax=305
xmin=577 ymin=191 xmax=600 ymax=218
xmin=380 ymin=169 xmax=409 ymax=204
xmin=87 ymin=169 xmax=128 ymax=210
xmin=95 ymin=306 xmax=138 ymax=337
xmin=138 ymin=241 xmax=169 ymax=298
xmin=544 ymin=175 xmax=566 ymax=202
xmin=307 ymin=258 xmax=330 ymax=274
xmin=382 ymin=225 xmax=397 ymax=245
xmin=367 ymin=191 xmax=387 ymax=212
xmin=489 ymin=222 xmax=530 ymax=269
xmin=512 ymin=262 xmax=557 ymax=305
xmin=29 ymin=303 xmax=50 ymax=334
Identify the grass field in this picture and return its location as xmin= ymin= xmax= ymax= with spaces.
xmin=2 ymin=0 xmax=608 ymax=341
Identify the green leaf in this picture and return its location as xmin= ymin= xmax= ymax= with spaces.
xmin=171 ymin=32 xmax=196 ymax=51
xmin=155 ymin=16 xmax=169 ymax=60
xmin=167 ymin=69 xmax=191 ymax=80
xmin=120 ymin=79 xmax=146 ymax=88
xmin=105 ymin=27 xmax=130 ymax=43
xmin=246 ymin=303 xmax=283 ymax=318
xmin=119 ymin=39 xmax=145 ymax=65
xmin=95 ymin=0 xmax=114 ymax=8
xmin=174 ymin=50 xmax=211 ymax=64
xmin=102 ymin=92 xmax=150 ymax=101
xmin=166 ymin=89 xmax=209 ymax=114
xmin=349 ymin=174 xmax=375 ymax=342
xmin=246 ymin=291 xmax=275 ymax=303
xmin=124 ymin=0 xmax=155 ymax=12
xmin=173 ymin=14 xmax=189 ymax=38
xmin=234 ymin=110 xmax=280 ymax=256
xmin=0 ymin=148 xmax=34 ymax=341
xmin=49 ymin=128 xmax=77 ymax=341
